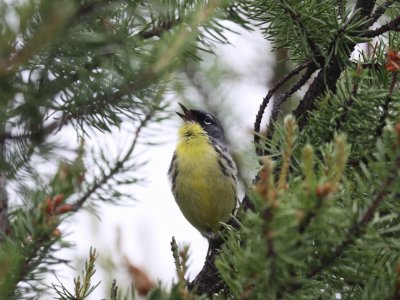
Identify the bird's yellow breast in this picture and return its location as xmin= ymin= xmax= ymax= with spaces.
xmin=173 ymin=123 xmax=236 ymax=235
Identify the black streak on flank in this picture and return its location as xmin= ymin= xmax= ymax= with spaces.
xmin=214 ymin=145 xmax=223 ymax=156
xmin=168 ymin=153 xmax=176 ymax=175
xmin=214 ymin=145 xmax=233 ymax=169
xmin=223 ymin=155 xmax=234 ymax=169
xmin=231 ymin=173 xmax=237 ymax=183
xmin=218 ymin=159 xmax=228 ymax=176
xmin=172 ymin=168 xmax=178 ymax=191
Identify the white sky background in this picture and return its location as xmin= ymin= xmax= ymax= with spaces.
xmin=40 ymin=24 xmax=272 ymax=299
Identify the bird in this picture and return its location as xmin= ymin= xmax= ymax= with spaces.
xmin=168 ymin=103 xmax=238 ymax=240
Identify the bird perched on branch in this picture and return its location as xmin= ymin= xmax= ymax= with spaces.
xmin=168 ymin=103 xmax=238 ymax=240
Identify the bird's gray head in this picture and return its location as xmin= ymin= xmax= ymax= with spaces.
xmin=176 ymin=103 xmax=227 ymax=148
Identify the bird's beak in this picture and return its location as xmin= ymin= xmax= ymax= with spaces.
xmin=176 ymin=103 xmax=196 ymax=122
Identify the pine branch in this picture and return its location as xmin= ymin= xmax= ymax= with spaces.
xmin=337 ymin=0 xmax=346 ymax=21
xmin=0 ymin=122 xmax=8 ymax=242
xmin=265 ymin=64 xmax=317 ymax=153
xmin=138 ymin=19 xmax=180 ymax=39
xmin=369 ymin=0 xmax=399 ymax=24
xmin=0 ymin=3 xmax=75 ymax=80
xmin=284 ymin=146 xmax=400 ymax=297
xmin=277 ymin=116 xmax=297 ymax=190
xmin=188 ymin=243 xmax=228 ymax=296
xmin=71 ymin=111 xmax=152 ymax=211
xmin=297 ymin=196 xmax=323 ymax=235
xmin=278 ymin=0 xmax=324 ymax=66
xmin=170 ymin=237 xmax=181 ymax=279
xmin=356 ymin=0 xmax=376 ymax=18
xmin=294 ymin=1 xmax=376 ymax=130
xmin=110 ymin=279 xmax=118 ymax=300
xmin=261 ymin=158 xmax=279 ymax=290
xmin=271 ymin=65 xmax=317 ymax=124
xmin=59 ymin=1 xmax=224 ymax=129
xmin=0 ymin=173 xmax=8 ymax=242
xmin=7 ymin=195 xmax=76 ymax=295
xmin=335 ymin=66 xmax=362 ymax=134
xmin=364 ymin=14 xmax=400 ymax=37
xmin=0 ymin=122 xmax=59 ymax=143
xmin=376 ymin=72 xmax=398 ymax=137
xmin=297 ymin=145 xmax=319 ymax=235
xmin=299 ymin=135 xmax=347 ymax=238
xmin=312 ymin=153 xmax=400 ymax=274
xmin=0 ymin=1 xmax=140 ymax=80
xmin=58 ymin=70 xmax=155 ymax=129
xmin=173 ymin=241 xmax=191 ymax=295
xmin=376 ymin=96 xmax=393 ymax=137
xmin=188 ymin=226 xmax=233 ymax=295
xmin=254 ymin=61 xmax=312 ymax=156
xmin=293 ymin=64 xmax=338 ymax=129
xmin=0 ymin=132 xmax=31 ymax=142
xmin=53 ymin=247 xmax=100 ymax=300
xmin=74 ymin=0 xmax=110 ymax=19
xmin=263 ymin=207 xmax=277 ymax=279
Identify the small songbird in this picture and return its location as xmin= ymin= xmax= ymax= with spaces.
xmin=168 ymin=103 xmax=238 ymax=239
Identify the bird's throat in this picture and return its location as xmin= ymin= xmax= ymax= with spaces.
xmin=177 ymin=122 xmax=209 ymax=145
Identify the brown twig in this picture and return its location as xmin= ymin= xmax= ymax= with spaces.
xmin=369 ymin=0 xmax=400 ymax=25
xmin=264 ymin=64 xmax=317 ymax=155
xmin=254 ymin=61 xmax=312 ymax=156
xmin=364 ymin=14 xmax=400 ymax=37
xmin=272 ymin=66 xmax=317 ymax=124
xmin=188 ymin=236 xmax=228 ymax=296
xmin=293 ymin=58 xmax=341 ymax=129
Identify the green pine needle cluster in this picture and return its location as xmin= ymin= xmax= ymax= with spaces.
xmin=218 ymin=115 xmax=400 ymax=299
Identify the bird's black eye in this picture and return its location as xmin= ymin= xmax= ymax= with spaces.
xmin=203 ymin=115 xmax=213 ymax=125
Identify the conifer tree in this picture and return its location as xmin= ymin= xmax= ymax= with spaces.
xmin=0 ymin=0 xmax=399 ymax=299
